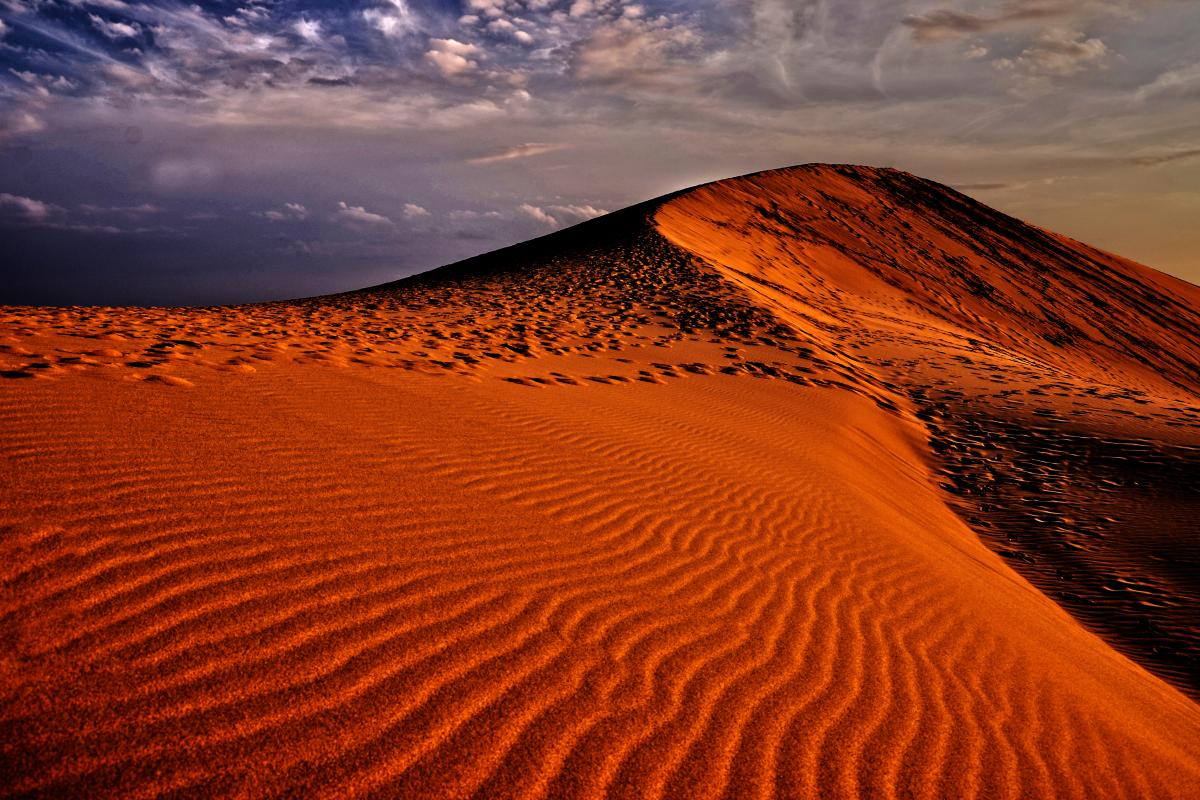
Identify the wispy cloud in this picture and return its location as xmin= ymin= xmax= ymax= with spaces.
xmin=0 ymin=192 xmax=54 ymax=221
xmin=902 ymin=3 xmax=1068 ymax=42
xmin=467 ymin=142 xmax=566 ymax=165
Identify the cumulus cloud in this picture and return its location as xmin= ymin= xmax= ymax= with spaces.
xmin=335 ymin=201 xmax=394 ymax=227
xmin=518 ymin=202 xmax=557 ymax=225
xmin=403 ymin=203 xmax=430 ymax=217
xmin=262 ymin=202 xmax=308 ymax=222
xmin=425 ymin=38 xmax=481 ymax=78
xmin=466 ymin=0 xmax=507 ymax=19
xmin=519 ymin=202 xmax=607 ymax=227
xmin=569 ymin=16 xmax=698 ymax=85
xmin=89 ymin=13 xmax=139 ymax=40
xmin=994 ymin=29 xmax=1108 ymax=89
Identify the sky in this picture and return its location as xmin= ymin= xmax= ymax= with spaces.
xmin=1 ymin=0 xmax=1198 ymax=306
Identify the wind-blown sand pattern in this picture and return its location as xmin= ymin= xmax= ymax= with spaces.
xmin=2 ymin=165 xmax=1199 ymax=798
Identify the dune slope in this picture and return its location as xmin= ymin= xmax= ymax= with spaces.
xmin=1 ymin=164 xmax=1199 ymax=798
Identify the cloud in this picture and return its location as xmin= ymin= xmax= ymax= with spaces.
xmin=449 ymin=209 xmax=502 ymax=221
xmin=425 ymin=38 xmax=481 ymax=78
xmin=994 ymin=29 xmax=1108 ymax=87
xmin=902 ymin=3 xmax=1068 ymax=42
xmin=467 ymin=142 xmax=566 ymax=165
xmin=81 ymin=202 xmax=161 ymax=215
xmin=363 ymin=0 xmax=418 ymax=39
xmin=152 ymin=159 xmax=216 ymax=190
xmin=294 ymin=18 xmax=321 ymax=43
xmin=0 ymin=192 xmax=53 ymax=221
xmin=518 ymin=203 xmax=558 ymax=226
xmin=403 ymin=203 xmax=429 ymax=217
xmin=466 ymin=0 xmax=507 ymax=19
xmin=261 ymin=202 xmax=308 ymax=222
xmin=1125 ymin=148 xmax=1200 ymax=168
xmin=569 ymin=16 xmax=698 ymax=85
xmin=335 ymin=201 xmax=393 ymax=227
xmin=548 ymin=204 xmax=607 ymax=222
xmin=519 ymin=202 xmax=608 ymax=227
xmin=89 ymin=13 xmax=139 ymax=40
xmin=1134 ymin=62 xmax=1200 ymax=102
xmin=953 ymin=182 xmax=1014 ymax=191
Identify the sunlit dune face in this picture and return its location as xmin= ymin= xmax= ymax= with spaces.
xmin=1 ymin=165 xmax=1199 ymax=798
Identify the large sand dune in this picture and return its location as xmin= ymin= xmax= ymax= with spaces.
xmin=2 ymin=165 xmax=1198 ymax=798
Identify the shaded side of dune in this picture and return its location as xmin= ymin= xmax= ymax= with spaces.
xmin=655 ymin=163 xmax=1200 ymax=700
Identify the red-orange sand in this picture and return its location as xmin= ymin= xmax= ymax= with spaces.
xmin=2 ymin=165 xmax=1199 ymax=798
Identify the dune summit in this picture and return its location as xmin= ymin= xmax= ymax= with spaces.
xmin=2 ymin=164 xmax=1199 ymax=798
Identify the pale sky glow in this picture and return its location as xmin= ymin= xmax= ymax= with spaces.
xmin=1 ymin=0 xmax=1198 ymax=304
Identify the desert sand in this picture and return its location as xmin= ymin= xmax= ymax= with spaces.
xmin=1 ymin=164 xmax=1199 ymax=798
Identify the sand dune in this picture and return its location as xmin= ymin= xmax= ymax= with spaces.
xmin=2 ymin=164 xmax=1198 ymax=798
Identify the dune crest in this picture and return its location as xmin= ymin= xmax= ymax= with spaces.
xmin=2 ymin=164 xmax=1199 ymax=798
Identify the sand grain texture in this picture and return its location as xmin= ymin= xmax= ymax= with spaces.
xmin=2 ymin=165 xmax=1199 ymax=798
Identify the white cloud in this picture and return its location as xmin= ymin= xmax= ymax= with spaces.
xmin=570 ymin=16 xmax=699 ymax=84
xmin=994 ymin=29 xmax=1108 ymax=93
xmin=1020 ymin=30 xmax=1108 ymax=76
xmin=467 ymin=142 xmax=565 ymax=165
xmin=89 ymin=13 xmax=139 ymax=40
xmin=466 ymin=0 xmax=507 ymax=19
xmin=363 ymin=0 xmax=418 ymax=39
xmin=519 ymin=202 xmax=557 ymax=225
xmin=449 ymin=209 xmax=502 ymax=220
xmin=335 ymin=201 xmax=393 ymax=227
xmin=403 ymin=203 xmax=429 ymax=217
xmin=0 ymin=192 xmax=53 ymax=221
xmin=1134 ymin=62 xmax=1200 ymax=103
xmin=294 ymin=18 xmax=321 ymax=43
xmin=261 ymin=202 xmax=308 ymax=222
xmin=0 ymin=110 xmax=45 ymax=138
xmin=519 ymin=202 xmax=607 ymax=227
xmin=102 ymin=62 xmax=155 ymax=89
xmin=548 ymin=203 xmax=607 ymax=222
xmin=425 ymin=38 xmax=482 ymax=78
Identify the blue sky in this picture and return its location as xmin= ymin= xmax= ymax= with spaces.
xmin=1 ymin=0 xmax=1198 ymax=304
